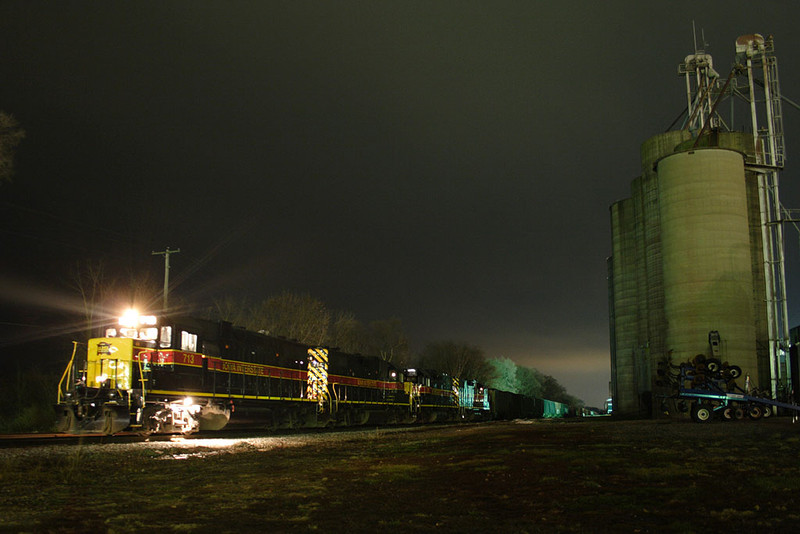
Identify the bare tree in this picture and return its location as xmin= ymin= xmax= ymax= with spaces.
xmin=418 ymin=341 xmax=493 ymax=382
xmin=69 ymin=259 xmax=113 ymax=341
xmin=206 ymin=294 xmax=407 ymax=364
xmin=210 ymin=295 xmax=250 ymax=326
xmin=368 ymin=318 xmax=410 ymax=366
xmin=250 ymin=291 xmax=330 ymax=345
xmin=120 ymin=264 xmax=161 ymax=313
xmin=0 ymin=111 xmax=25 ymax=184
xmin=327 ymin=311 xmax=369 ymax=354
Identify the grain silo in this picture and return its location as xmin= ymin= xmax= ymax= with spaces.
xmin=609 ymin=197 xmax=639 ymax=415
xmin=608 ymin=34 xmax=790 ymax=418
xmin=659 ymin=148 xmax=757 ymax=378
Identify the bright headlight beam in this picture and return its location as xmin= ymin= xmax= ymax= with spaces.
xmin=119 ymin=309 xmax=139 ymax=327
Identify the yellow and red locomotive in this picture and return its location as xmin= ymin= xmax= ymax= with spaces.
xmin=55 ymin=311 xmax=567 ymax=435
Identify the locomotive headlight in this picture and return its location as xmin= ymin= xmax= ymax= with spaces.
xmin=120 ymin=309 xmax=140 ymax=328
xmin=177 ymin=397 xmax=201 ymax=414
xmin=120 ymin=309 xmax=158 ymax=328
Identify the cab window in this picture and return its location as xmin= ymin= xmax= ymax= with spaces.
xmin=181 ymin=331 xmax=198 ymax=352
xmin=160 ymin=326 xmax=173 ymax=348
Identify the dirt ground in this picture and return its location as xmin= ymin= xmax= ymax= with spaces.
xmin=2 ymin=417 xmax=800 ymax=533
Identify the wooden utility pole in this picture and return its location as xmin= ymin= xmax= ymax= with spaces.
xmin=152 ymin=247 xmax=180 ymax=310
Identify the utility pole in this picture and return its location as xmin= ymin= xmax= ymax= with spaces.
xmin=152 ymin=247 xmax=180 ymax=311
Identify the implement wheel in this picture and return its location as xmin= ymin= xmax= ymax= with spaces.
xmin=691 ymin=403 xmax=713 ymax=423
xmin=748 ymin=405 xmax=763 ymax=420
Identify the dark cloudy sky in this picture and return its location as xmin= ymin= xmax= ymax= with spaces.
xmin=2 ymin=1 xmax=800 ymax=407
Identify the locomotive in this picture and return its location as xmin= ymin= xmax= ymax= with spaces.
xmin=54 ymin=311 xmax=567 ymax=435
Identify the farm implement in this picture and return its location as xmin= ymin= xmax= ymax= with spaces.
xmin=658 ymin=355 xmax=800 ymax=422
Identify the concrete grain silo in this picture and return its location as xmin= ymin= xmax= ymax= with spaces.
xmin=658 ymin=148 xmax=758 ymax=379
xmin=610 ymin=135 xmax=765 ymax=417
xmin=639 ymin=129 xmax=692 ymax=374
xmin=608 ymin=34 xmax=790 ymax=418
xmin=609 ymin=198 xmax=639 ymax=415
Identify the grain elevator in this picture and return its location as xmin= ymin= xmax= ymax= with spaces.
xmin=608 ymin=34 xmax=792 ymax=417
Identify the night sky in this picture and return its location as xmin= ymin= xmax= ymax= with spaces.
xmin=3 ymin=2 xmax=800 ymax=408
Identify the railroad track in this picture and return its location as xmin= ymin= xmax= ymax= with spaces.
xmin=0 ymin=423 xmax=442 ymax=448
xmin=0 ymin=431 xmax=214 ymax=448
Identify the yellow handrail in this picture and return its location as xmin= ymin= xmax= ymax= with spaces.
xmin=57 ymin=341 xmax=79 ymax=404
xmin=137 ymin=353 xmax=147 ymax=405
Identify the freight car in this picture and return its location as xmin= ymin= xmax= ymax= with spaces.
xmin=488 ymin=390 xmax=569 ymax=419
xmin=54 ymin=311 xmax=566 ymax=434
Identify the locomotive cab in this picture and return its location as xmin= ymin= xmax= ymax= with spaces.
xmin=55 ymin=334 xmax=138 ymax=435
xmin=86 ymin=337 xmax=134 ymax=391
xmin=55 ymin=311 xmax=229 ymax=435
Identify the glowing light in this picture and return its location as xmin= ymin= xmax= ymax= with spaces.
xmin=96 ymin=374 xmax=108 ymax=383
xmin=119 ymin=309 xmax=158 ymax=328
xmin=119 ymin=309 xmax=139 ymax=327
xmin=140 ymin=327 xmax=158 ymax=340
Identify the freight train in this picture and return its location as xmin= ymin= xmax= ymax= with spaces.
xmin=54 ymin=311 xmax=568 ymax=435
